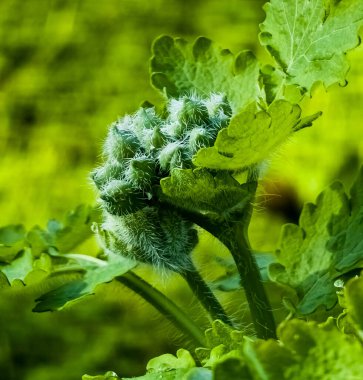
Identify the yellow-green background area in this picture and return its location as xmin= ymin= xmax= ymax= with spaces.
xmin=0 ymin=0 xmax=362 ymax=379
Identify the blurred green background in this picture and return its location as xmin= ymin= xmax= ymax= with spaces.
xmin=1 ymin=0 xmax=362 ymax=379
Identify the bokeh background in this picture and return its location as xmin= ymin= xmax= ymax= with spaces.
xmin=1 ymin=0 xmax=362 ymax=379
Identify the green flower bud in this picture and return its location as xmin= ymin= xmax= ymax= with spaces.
xmin=104 ymin=124 xmax=141 ymax=161
xmin=124 ymin=155 xmax=156 ymax=189
xmin=101 ymin=207 xmax=198 ymax=272
xmin=158 ymin=141 xmax=189 ymax=171
xmin=133 ymin=107 xmax=162 ymax=134
xmin=163 ymin=120 xmax=185 ymax=138
xmin=151 ymin=126 xmax=167 ymax=149
xmin=168 ymin=96 xmax=209 ymax=129
xmin=91 ymin=162 xmax=125 ymax=190
xmin=188 ymin=127 xmax=213 ymax=154
xmin=100 ymin=180 xmax=146 ymax=216
xmin=204 ymin=93 xmax=232 ymax=118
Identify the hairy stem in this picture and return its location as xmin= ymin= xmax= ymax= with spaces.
xmin=115 ymin=271 xmax=206 ymax=347
xmin=181 ymin=265 xmax=233 ymax=327
xmin=219 ymin=172 xmax=276 ymax=339
xmin=174 ymin=170 xmax=276 ymax=339
xmin=219 ymin=221 xmax=276 ymax=339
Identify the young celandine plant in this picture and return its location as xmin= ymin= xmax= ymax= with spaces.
xmin=1 ymin=1 xmax=363 ymax=379
xmin=58 ymin=0 xmax=363 ymax=345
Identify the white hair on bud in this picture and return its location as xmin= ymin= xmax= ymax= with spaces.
xmin=92 ymin=93 xmax=235 ymax=273
xmin=101 ymin=208 xmax=196 ymax=273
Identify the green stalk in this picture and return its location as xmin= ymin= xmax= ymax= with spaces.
xmin=218 ymin=173 xmax=276 ymax=339
xmin=219 ymin=220 xmax=276 ymax=339
xmin=170 ymin=171 xmax=276 ymax=339
xmin=115 ymin=271 xmax=206 ymax=347
xmin=181 ymin=264 xmax=233 ymax=327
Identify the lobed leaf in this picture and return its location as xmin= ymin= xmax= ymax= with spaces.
xmin=344 ymin=275 xmax=363 ymax=332
xmin=270 ymin=167 xmax=363 ymax=314
xmin=159 ymin=168 xmax=252 ymax=218
xmin=0 ymin=205 xmax=101 ymax=289
xmin=193 ymin=100 xmax=320 ymax=171
xmin=244 ymin=319 xmax=363 ymax=379
xmin=46 ymin=204 xmax=101 ymax=253
xmin=0 ymin=224 xmax=26 ymax=263
xmin=150 ymin=36 xmax=261 ymax=112
xmin=260 ymin=0 xmax=363 ymax=92
xmin=33 ymin=253 xmax=136 ymax=312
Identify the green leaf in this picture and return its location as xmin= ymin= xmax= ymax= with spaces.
xmin=26 ymin=225 xmax=53 ymax=257
xmin=121 ymin=350 xmax=197 ymax=380
xmin=345 ymin=275 xmax=363 ymax=332
xmin=147 ymin=349 xmax=195 ymax=372
xmin=193 ymin=100 xmax=320 ymax=171
xmin=279 ymin=319 xmax=363 ymax=379
xmin=270 ymin=168 xmax=363 ymax=314
xmin=243 ymin=339 xmax=294 ymax=380
xmin=159 ymin=168 xmax=252 ymax=218
xmin=204 ymin=320 xmax=244 ymax=351
xmin=82 ymin=372 xmax=120 ymax=380
xmin=243 ymin=319 xmax=363 ymax=380
xmin=213 ymin=253 xmax=275 ymax=292
xmin=47 ymin=205 xmax=100 ymax=253
xmin=33 ymin=253 xmax=136 ymax=311
xmin=1 ymin=249 xmax=33 ymax=285
xmin=150 ymin=36 xmax=261 ymax=112
xmin=260 ymin=0 xmax=363 ymax=92
xmin=213 ymin=357 xmax=252 ymax=380
xmin=195 ymin=320 xmax=245 ymax=369
xmin=328 ymin=166 xmax=363 ymax=271
xmin=0 ymin=271 xmax=10 ymax=288
xmin=0 ymin=224 xmax=26 ymax=262
xmin=183 ymin=368 xmax=212 ymax=380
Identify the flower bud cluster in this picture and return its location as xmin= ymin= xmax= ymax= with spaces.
xmin=91 ymin=93 xmax=231 ymax=271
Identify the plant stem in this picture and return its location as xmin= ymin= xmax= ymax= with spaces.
xmin=219 ymin=220 xmax=276 ymax=339
xmin=115 ymin=271 xmax=206 ymax=347
xmin=219 ymin=173 xmax=276 ymax=339
xmin=163 ymin=170 xmax=276 ymax=338
xmin=181 ymin=265 xmax=233 ymax=327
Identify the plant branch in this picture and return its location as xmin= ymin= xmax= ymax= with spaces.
xmin=115 ymin=271 xmax=206 ymax=347
xmin=180 ymin=264 xmax=233 ymax=327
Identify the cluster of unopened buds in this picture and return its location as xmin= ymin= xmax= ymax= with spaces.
xmin=91 ymin=93 xmax=232 ymax=271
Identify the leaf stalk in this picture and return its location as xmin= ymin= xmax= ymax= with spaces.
xmin=115 ymin=271 xmax=206 ymax=347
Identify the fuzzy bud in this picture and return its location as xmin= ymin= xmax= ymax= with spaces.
xmin=91 ymin=162 xmax=125 ymax=190
xmin=158 ymin=141 xmax=188 ymax=171
xmin=168 ymin=96 xmax=209 ymax=130
xmin=104 ymin=125 xmax=141 ymax=161
xmin=204 ymin=93 xmax=232 ymax=118
xmin=101 ymin=207 xmax=198 ymax=272
xmin=188 ymin=127 xmax=213 ymax=154
xmin=151 ymin=126 xmax=167 ymax=150
xmin=124 ymin=155 xmax=156 ymax=189
xmin=100 ymin=180 xmax=146 ymax=216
